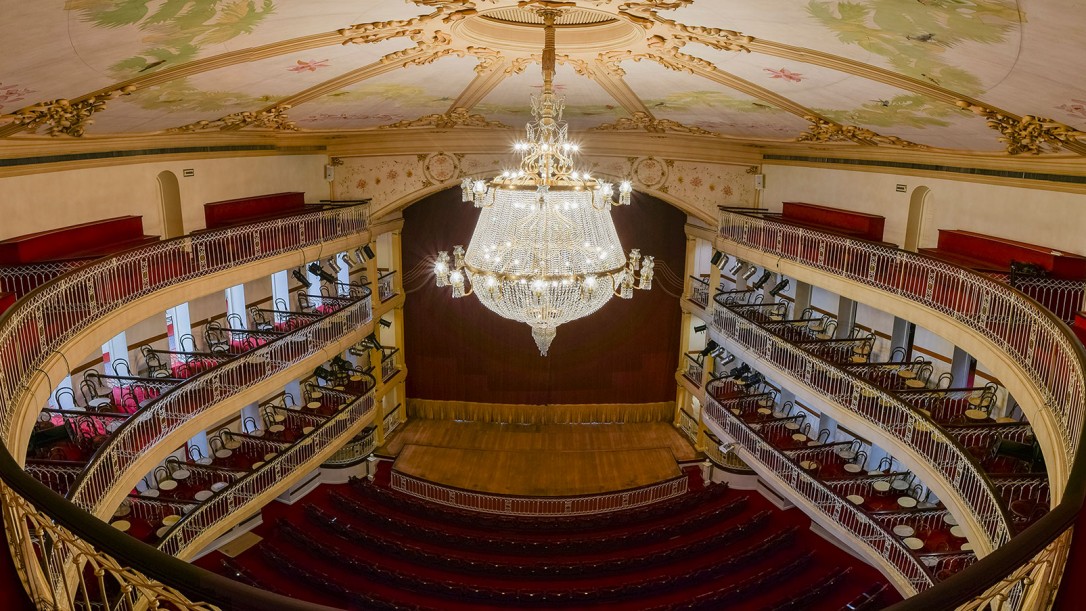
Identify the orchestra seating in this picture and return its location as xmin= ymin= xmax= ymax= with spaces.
xmin=778 ymin=202 xmax=887 ymax=243
xmin=920 ymin=229 xmax=1086 ymax=280
xmin=197 ymin=476 xmax=898 ymax=610
xmin=203 ymin=192 xmax=314 ymax=229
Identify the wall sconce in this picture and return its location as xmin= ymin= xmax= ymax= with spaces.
xmin=291 ymin=269 xmax=312 ymax=289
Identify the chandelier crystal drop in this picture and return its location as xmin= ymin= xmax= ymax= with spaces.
xmin=433 ymin=9 xmax=653 ymax=356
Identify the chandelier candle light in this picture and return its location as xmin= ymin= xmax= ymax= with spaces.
xmin=433 ymin=9 xmax=653 ymax=356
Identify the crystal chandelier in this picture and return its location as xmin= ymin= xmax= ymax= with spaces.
xmin=434 ymin=9 xmax=653 ymax=356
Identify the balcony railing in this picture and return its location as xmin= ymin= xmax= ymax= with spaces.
xmin=383 ymin=403 xmax=403 ymax=438
xmin=158 ymin=385 xmax=377 ymax=557
xmin=703 ymin=396 xmax=934 ymax=594
xmin=0 ymin=203 xmax=369 ymax=609
xmin=677 ymin=409 xmax=698 ymax=443
xmin=689 ymin=275 xmax=709 ymax=308
xmin=378 ymin=270 xmax=396 ymax=302
xmin=719 ymin=208 xmax=1086 ymax=610
xmin=381 ymin=347 xmax=400 ymax=382
xmin=67 ymin=293 xmax=373 ymax=516
xmin=390 ymin=471 xmax=689 ymax=516
xmin=322 ymin=429 xmax=378 ymax=467
xmin=710 ymin=299 xmax=1011 ymax=548
xmin=682 ymin=353 xmax=703 ymax=387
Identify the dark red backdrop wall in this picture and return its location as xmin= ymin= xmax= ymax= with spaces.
xmin=402 ymin=187 xmax=686 ymax=405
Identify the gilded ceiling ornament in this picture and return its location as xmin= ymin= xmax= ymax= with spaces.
xmin=2 ymin=86 xmax=136 ymax=137
xmin=381 ymin=32 xmax=459 ymax=67
xmin=956 ymin=101 xmax=1086 ymax=155
xmin=593 ymin=111 xmax=717 ymax=136
xmin=337 ymin=5 xmax=467 ymax=46
xmin=466 ymin=46 xmax=505 ymax=74
xmin=380 ymin=106 xmax=510 ymax=129
xmin=797 ymin=116 xmax=925 ymax=148
xmin=171 ymin=105 xmax=297 ymax=132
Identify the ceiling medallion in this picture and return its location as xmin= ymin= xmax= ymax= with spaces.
xmin=433 ymin=9 xmax=654 ymax=356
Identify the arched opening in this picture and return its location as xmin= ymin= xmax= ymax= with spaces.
xmin=904 ymin=186 xmax=931 ymax=252
xmin=157 ymin=171 xmax=184 ymax=239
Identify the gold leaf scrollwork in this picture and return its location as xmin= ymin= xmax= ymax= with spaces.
xmin=381 ymin=107 xmax=511 ymax=129
xmin=170 ymin=104 xmax=297 ymax=132
xmin=796 ymin=116 xmax=925 ymax=148
xmin=593 ymin=111 xmax=717 ymax=136
xmin=3 ymin=86 xmax=137 ymax=137
xmin=956 ymin=100 xmax=1086 ymax=155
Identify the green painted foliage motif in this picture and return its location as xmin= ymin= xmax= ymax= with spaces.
xmin=807 ymin=0 xmax=1022 ymax=128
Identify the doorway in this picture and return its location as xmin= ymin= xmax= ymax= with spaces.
xmin=157 ymin=171 xmax=184 ymax=238
xmin=904 ymin=186 xmax=931 ymax=252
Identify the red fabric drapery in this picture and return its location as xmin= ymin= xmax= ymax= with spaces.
xmin=402 ymin=187 xmax=685 ymax=405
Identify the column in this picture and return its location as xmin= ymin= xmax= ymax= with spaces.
xmin=225 ymin=284 xmax=247 ymax=327
xmin=240 ymin=402 xmax=261 ymax=434
xmin=890 ymin=317 xmax=916 ymax=359
xmin=371 ymin=343 xmax=387 ymax=446
xmin=681 ymin=235 xmax=697 ymax=300
xmin=950 ymin=347 xmax=977 ymax=388
xmin=793 ymin=281 xmax=812 ymax=315
xmin=102 ymin=331 xmax=129 ymax=376
xmin=271 ymin=270 xmax=290 ymax=312
xmin=389 ymin=229 xmax=404 ymax=295
xmin=836 ymin=297 xmax=858 ymax=339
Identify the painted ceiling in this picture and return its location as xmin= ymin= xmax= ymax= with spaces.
xmin=1 ymin=0 xmax=1085 ymax=155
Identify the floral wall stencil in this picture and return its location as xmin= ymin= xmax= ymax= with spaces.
xmin=333 ymin=153 xmax=752 ymax=222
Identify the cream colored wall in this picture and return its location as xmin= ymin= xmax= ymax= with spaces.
xmin=0 ymin=155 xmax=329 ymax=240
xmin=762 ymin=165 xmax=1086 ymax=255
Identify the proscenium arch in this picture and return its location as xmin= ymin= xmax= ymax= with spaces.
xmin=366 ymin=169 xmax=717 ymax=226
xmin=156 ymin=170 xmax=184 ymax=239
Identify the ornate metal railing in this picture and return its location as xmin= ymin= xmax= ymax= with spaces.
xmin=711 ymin=302 xmax=1011 ymax=548
xmin=378 ymin=270 xmax=396 ymax=302
xmin=390 ymin=471 xmax=689 ymax=516
xmin=703 ymin=394 xmax=934 ymax=594
xmin=719 ymin=209 xmax=1085 ymax=465
xmin=382 ymin=403 xmax=403 ymax=438
xmin=158 ymin=386 xmax=377 ymax=557
xmin=682 ymin=352 xmax=703 ymax=387
xmin=719 ymin=208 xmax=1086 ymax=610
xmin=381 ymin=347 xmax=400 ymax=382
xmin=689 ymin=275 xmax=709 ymax=308
xmin=703 ymin=439 xmax=754 ymax=472
xmin=0 ymin=260 xmax=89 ymax=299
xmin=0 ymin=203 xmax=368 ymax=609
xmin=68 ymin=293 xmax=373 ymax=517
xmin=322 ymin=429 xmax=378 ymax=467
xmin=677 ymin=409 xmax=698 ymax=443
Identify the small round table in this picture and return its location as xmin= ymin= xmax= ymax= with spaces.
xmin=758 ymin=397 xmax=774 ymax=408
xmin=112 ymin=503 xmax=131 ymax=519
xmin=784 ymin=422 xmax=800 ymax=431
xmin=251 ymin=461 xmax=265 ymax=470
xmin=172 ymin=469 xmax=191 ymax=481
xmin=898 ymin=496 xmax=918 ymax=509
xmin=949 ymin=525 xmax=965 ymax=538
xmin=799 ymin=460 xmax=819 ymax=471
xmin=964 ymin=409 xmax=988 ymax=421
xmin=729 ymin=408 xmax=741 ymax=416
xmin=194 ymin=490 xmax=213 ymax=502
xmin=756 ymin=407 xmax=772 ymax=416
xmin=162 ymin=515 xmax=181 ymax=527
xmin=211 ymin=482 xmax=229 ymax=492
xmin=905 ymin=378 xmax=926 ymax=388
xmin=110 ymin=520 xmax=131 ymax=532
xmin=272 ymin=412 xmax=287 ymax=423
xmin=838 ymin=450 xmax=857 ymax=461
xmin=891 ymin=479 xmax=909 ymax=492
xmin=898 ymin=369 xmax=917 ymax=379
xmin=995 ymin=417 xmax=1018 ymax=423
xmin=141 ymin=489 xmax=159 ymax=498
xmin=893 ymin=525 xmax=915 ymax=537
xmin=943 ymin=514 xmax=958 ymax=526
xmin=350 ymin=375 xmax=363 ymax=383
xmin=268 ymin=424 xmax=286 ymax=433
xmin=196 ymin=457 xmax=214 ymax=465
xmin=156 ymin=526 xmax=171 ymax=539
xmin=791 ymin=433 xmax=808 ymax=443
xmin=264 ymin=452 xmax=278 ymax=461
xmin=224 ymin=438 xmax=242 ymax=450
xmin=215 ymin=449 xmax=233 ymax=459
xmin=302 ymin=426 xmax=314 ymax=435
xmin=960 ymin=542 xmax=974 ymax=552
xmin=873 ymin=481 xmax=892 ymax=494
xmin=306 ymin=401 xmax=322 ymax=410
xmin=333 ymin=386 xmax=345 ymax=391
xmin=850 ymin=355 xmax=867 ymax=363
xmin=967 ymin=395 xmax=986 ymax=407
xmin=903 ymin=537 xmax=924 ymax=551
xmin=158 ymin=480 xmax=177 ymax=492
xmin=846 ymin=495 xmax=864 ymax=505
xmin=310 ymin=391 xmax=323 ymax=400
xmin=843 ymin=463 xmax=863 ymax=474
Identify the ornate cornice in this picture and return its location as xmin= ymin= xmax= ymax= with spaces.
xmin=380 ymin=106 xmax=510 ymax=129
xmin=593 ymin=111 xmax=716 ymax=136
xmin=170 ymin=105 xmax=298 ymax=132
xmin=0 ymin=86 xmax=136 ymax=137
xmin=956 ymin=101 xmax=1086 ymax=156
xmin=796 ymin=116 xmax=925 ymax=148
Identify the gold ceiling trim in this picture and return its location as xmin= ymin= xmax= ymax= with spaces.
xmin=593 ymin=111 xmax=716 ymax=136
xmin=796 ymin=117 xmax=925 ymax=149
xmin=956 ymin=101 xmax=1086 ymax=156
xmin=0 ymin=86 xmax=136 ymax=138
xmin=170 ymin=105 xmax=298 ymax=133
xmin=380 ymin=107 xmax=511 ymax=129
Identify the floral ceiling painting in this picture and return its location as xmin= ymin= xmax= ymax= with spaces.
xmin=0 ymin=0 xmax=1082 ymax=155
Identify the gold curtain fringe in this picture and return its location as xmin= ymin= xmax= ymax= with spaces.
xmin=407 ymin=399 xmax=674 ymax=424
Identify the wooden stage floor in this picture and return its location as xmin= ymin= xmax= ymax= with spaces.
xmin=380 ymin=419 xmax=699 ymax=497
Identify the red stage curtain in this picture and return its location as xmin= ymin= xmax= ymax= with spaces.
xmin=402 ymin=187 xmax=685 ymax=406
